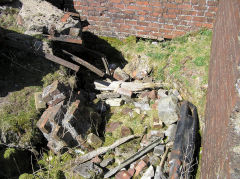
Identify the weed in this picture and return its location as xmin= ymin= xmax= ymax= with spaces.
xmin=193 ymin=56 xmax=207 ymax=66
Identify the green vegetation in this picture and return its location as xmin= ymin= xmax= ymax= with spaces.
xmin=99 ymin=29 xmax=212 ymax=124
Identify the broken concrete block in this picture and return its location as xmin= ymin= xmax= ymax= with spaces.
xmin=121 ymin=126 xmax=133 ymax=137
xmin=153 ymin=145 xmax=165 ymax=156
xmin=158 ymin=96 xmax=179 ymax=125
xmin=113 ymin=67 xmax=130 ymax=81
xmin=42 ymin=81 xmax=65 ymax=103
xmin=87 ymin=133 xmax=103 ymax=149
xmin=34 ymin=92 xmax=46 ymax=110
xmin=100 ymin=157 xmax=114 ymax=168
xmin=96 ymin=92 xmax=120 ymax=100
xmin=141 ymin=165 xmax=154 ymax=179
xmin=134 ymin=160 xmax=147 ymax=176
xmin=73 ymin=161 xmax=103 ymax=178
xmin=115 ymin=170 xmax=131 ymax=179
xmin=164 ymin=124 xmax=177 ymax=142
xmin=106 ymin=98 xmax=124 ymax=107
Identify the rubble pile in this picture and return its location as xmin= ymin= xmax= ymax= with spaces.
xmin=35 ymin=58 xmax=199 ymax=178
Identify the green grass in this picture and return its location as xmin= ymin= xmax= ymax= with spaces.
xmin=103 ymin=29 xmax=212 ymax=125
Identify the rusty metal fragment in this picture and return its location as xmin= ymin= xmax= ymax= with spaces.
xmin=201 ymin=0 xmax=240 ymax=178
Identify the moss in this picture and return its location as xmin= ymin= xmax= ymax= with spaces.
xmin=3 ymin=148 xmax=16 ymax=159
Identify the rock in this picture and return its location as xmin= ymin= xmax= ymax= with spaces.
xmin=87 ymin=133 xmax=103 ymax=148
xmin=135 ymin=160 xmax=147 ymax=176
xmin=113 ymin=67 xmax=130 ymax=81
xmin=134 ymin=102 xmax=151 ymax=111
xmin=106 ymin=98 xmax=124 ymax=107
xmin=121 ymin=126 xmax=133 ymax=137
xmin=116 ymin=88 xmax=133 ymax=97
xmin=34 ymin=92 xmax=46 ymax=110
xmin=115 ymin=170 xmax=132 ymax=179
xmin=100 ymin=157 xmax=114 ymax=168
xmin=157 ymin=89 xmax=168 ymax=99
xmin=153 ymin=145 xmax=165 ymax=156
xmin=73 ymin=161 xmax=103 ymax=178
xmin=164 ymin=124 xmax=177 ymax=141
xmin=169 ymin=89 xmax=183 ymax=101
xmin=105 ymin=122 xmax=122 ymax=133
xmin=158 ymin=96 xmax=179 ymax=125
xmin=124 ymin=55 xmax=152 ymax=80
xmin=141 ymin=165 xmax=154 ymax=179
xmin=19 ymin=0 xmax=79 ymax=35
xmin=148 ymin=90 xmax=157 ymax=100
xmin=96 ymin=92 xmax=120 ymax=100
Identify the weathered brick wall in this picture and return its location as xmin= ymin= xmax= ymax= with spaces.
xmin=64 ymin=0 xmax=218 ymax=39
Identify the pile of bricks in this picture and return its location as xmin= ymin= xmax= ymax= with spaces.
xmin=36 ymin=80 xmax=101 ymax=153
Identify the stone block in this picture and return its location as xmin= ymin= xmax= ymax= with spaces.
xmin=87 ymin=133 xmax=103 ymax=148
xmin=34 ymin=92 xmax=46 ymax=110
xmin=96 ymin=92 xmax=120 ymax=100
xmin=158 ymin=96 xmax=179 ymax=125
xmin=164 ymin=124 xmax=177 ymax=141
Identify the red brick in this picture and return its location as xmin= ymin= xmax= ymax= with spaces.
xmin=137 ymin=11 xmax=148 ymax=15
xmin=207 ymin=1 xmax=218 ymax=6
xmin=112 ymin=19 xmax=124 ymax=23
xmin=164 ymin=3 xmax=177 ymax=8
xmin=164 ymin=24 xmax=174 ymax=29
xmin=205 ymin=12 xmax=216 ymax=17
xmin=125 ymin=20 xmax=137 ymax=25
xmin=114 ymin=4 xmax=125 ymax=9
xmin=136 ymin=1 xmax=149 ymax=6
xmin=137 ymin=21 xmax=149 ymax=26
xmin=192 ymin=16 xmax=206 ymax=22
xmin=178 ymin=4 xmax=192 ymax=10
xmin=110 ymin=0 xmax=121 ymax=3
xmin=126 ymin=5 xmax=138 ymax=10
xmin=134 ymin=160 xmax=147 ymax=176
xmin=208 ymin=6 xmax=218 ymax=12
xmin=163 ymin=13 xmax=177 ymax=19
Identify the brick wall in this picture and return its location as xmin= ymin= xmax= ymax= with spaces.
xmin=65 ymin=0 xmax=218 ymax=39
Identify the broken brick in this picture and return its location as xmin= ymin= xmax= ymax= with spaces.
xmin=148 ymin=90 xmax=157 ymax=100
xmin=42 ymin=80 xmax=65 ymax=103
xmin=134 ymin=160 xmax=147 ymax=176
xmin=115 ymin=170 xmax=131 ymax=179
xmin=47 ymin=93 xmax=66 ymax=107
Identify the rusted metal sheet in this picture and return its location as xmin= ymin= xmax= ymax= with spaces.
xmin=201 ymin=0 xmax=240 ymax=178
